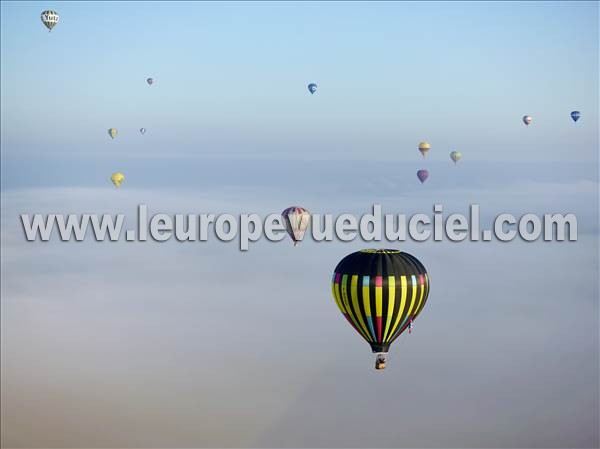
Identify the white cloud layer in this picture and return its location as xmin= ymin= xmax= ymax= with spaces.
xmin=1 ymin=182 xmax=598 ymax=448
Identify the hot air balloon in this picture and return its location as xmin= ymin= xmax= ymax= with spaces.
xmin=139 ymin=128 xmax=146 ymax=135
xmin=111 ymin=172 xmax=125 ymax=188
xmin=418 ymin=141 xmax=431 ymax=157
xmin=308 ymin=83 xmax=317 ymax=94
xmin=417 ymin=169 xmax=429 ymax=184
xmin=281 ymin=206 xmax=310 ymax=246
xmin=41 ymin=10 xmax=59 ymax=31
xmin=146 ymin=78 xmax=154 ymax=86
xmin=450 ymin=151 xmax=462 ymax=164
xmin=523 ymin=115 xmax=533 ymax=126
xmin=571 ymin=111 xmax=581 ymax=122
xmin=108 ymin=128 xmax=118 ymax=139
xmin=331 ymin=249 xmax=430 ymax=370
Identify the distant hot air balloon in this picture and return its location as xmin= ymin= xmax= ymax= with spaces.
xmin=111 ymin=172 xmax=125 ymax=188
xmin=450 ymin=151 xmax=462 ymax=164
xmin=331 ymin=249 xmax=430 ymax=370
xmin=308 ymin=83 xmax=317 ymax=94
xmin=570 ymin=111 xmax=581 ymax=122
xmin=108 ymin=128 xmax=118 ymax=139
xmin=41 ymin=10 xmax=59 ymax=31
xmin=523 ymin=115 xmax=533 ymax=126
xmin=146 ymin=78 xmax=154 ymax=86
xmin=139 ymin=128 xmax=146 ymax=135
xmin=417 ymin=169 xmax=429 ymax=184
xmin=418 ymin=141 xmax=431 ymax=157
xmin=281 ymin=206 xmax=310 ymax=246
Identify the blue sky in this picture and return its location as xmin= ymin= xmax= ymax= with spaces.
xmin=1 ymin=1 xmax=598 ymax=165
xmin=1 ymin=2 xmax=599 ymax=448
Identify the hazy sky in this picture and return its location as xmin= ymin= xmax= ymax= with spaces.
xmin=1 ymin=1 xmax=598 ymax=165
xmin=1 ymin=1 xmax=598 ymax=448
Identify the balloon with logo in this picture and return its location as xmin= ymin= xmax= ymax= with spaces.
xmin=110 ymin=172 xmax=125 ymax=188
xmin=281 ymin=206 xmax=310 ymax=246
xmin=570 ymin=111 xmax=581 ymax=122
xmin=108 ymin=128 xmax=118 ymax=139
xmin=523 ymin=115 xmax=533 ymax=126
xmin=450 ymin=151 xmax=462 ymax=164
xmin=41 ymin=10 xmax=59 ymax=31
xmin=308 ymin=83 xmax=317 ymax=94
xmin=331 ymin=249 xmax=430 ymax=370
xmin=417 ymin=169 xmax=429 ymax=184
xmin=418 ymin=141 xmax=431 ymax=157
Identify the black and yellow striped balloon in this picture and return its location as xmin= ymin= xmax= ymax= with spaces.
xmin=331 ymin=249 xmax=430 ymax=361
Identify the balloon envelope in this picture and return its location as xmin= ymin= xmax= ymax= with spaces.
xmin=571 ymin=111 xmax=581 ymax=122
xmin=108 ymin=128 xmax=118 ymax=139
xmin=523 ymin=115 xmax=533 ymax=126
xmin=146 ymin=78 xmax=154 ymax=85
xmin=331 ymin=249 xmax=430 ymax=360
xmin=111 ymin=172 xmax=125 ymax=188
xmin=281 ymin=206 xmax=310 ymax=245
xmin=450 ymin=151 xmax=462 ymax=164
xmin=308 ymin=83 xmax=317 ymax=94
xmin=418 ymin=141 xmax=431 ymax=157
xmin=41 ymin=10 xmax=59 ymax=31
xmin=139 ymin=128 xmax=146 ymax=135
xmin=417 ymin=169 xmax=429 ymax=183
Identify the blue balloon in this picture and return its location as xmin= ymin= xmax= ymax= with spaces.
xmin=571 ymin=111 xmax=581 ymax=122
xmin=308 ymin=83 xmax=317 ymax=94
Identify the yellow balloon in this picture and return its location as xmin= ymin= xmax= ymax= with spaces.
xmin=108 ymin=128 xmax=118 ymax=139
xmin=111 ymin=172 xmax=125 ymax=188
xmin=418 ymin=141 xmax=431 ymax=157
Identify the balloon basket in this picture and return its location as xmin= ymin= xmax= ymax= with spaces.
xmin=374 ymin=353 xmax=387 ymax=370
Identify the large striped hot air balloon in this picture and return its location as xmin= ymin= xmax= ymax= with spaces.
xmin=331 ymin=249 xmax=430 ymax=370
